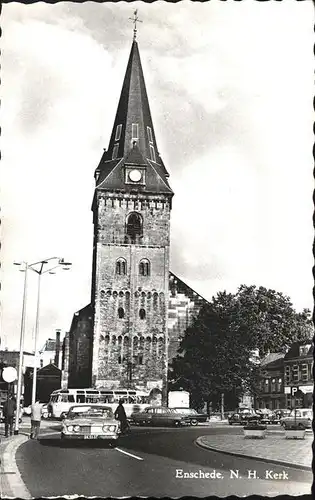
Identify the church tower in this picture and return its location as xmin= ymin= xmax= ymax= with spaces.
xmin=90 ymin=29 xmax=173 ymax=398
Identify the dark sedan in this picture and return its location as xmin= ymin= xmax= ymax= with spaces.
xmin=228 ymin=409 xmax=257 ymax=425
xmin=172 ymin=408 xmax=208 ymax=426
xmin=131 ymin=406 xmax=191 ymax=427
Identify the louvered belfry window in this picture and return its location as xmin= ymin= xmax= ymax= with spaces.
xmin=112 ymin=143 xmax=119 ymax=159
xmin=132 ymin=123 xmax=139 ymax=140
xmin=115 ymin=124 xmax=122 ymax=141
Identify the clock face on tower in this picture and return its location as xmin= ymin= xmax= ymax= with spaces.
xmin=129 ymin=169 xmax=142 ymax=182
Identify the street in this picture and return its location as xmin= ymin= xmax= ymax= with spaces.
xmin=14 ymin=422 xmax=311 ymax=497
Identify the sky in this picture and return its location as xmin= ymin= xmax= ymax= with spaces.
xmin=1 ymin=0 xmax=313 ymax=352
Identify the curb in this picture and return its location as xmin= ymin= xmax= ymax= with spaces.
xmin=0 ymin=433 xmax=32 ymax=498
xmin=195 ymin=436 xmax=312 ymax=472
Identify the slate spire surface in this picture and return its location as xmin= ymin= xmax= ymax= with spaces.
xmin=95 ymin=37 xmax=172 ymax=195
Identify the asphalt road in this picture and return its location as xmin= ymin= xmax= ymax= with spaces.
xmin=16 ymin=424 xmax=312 ymax=497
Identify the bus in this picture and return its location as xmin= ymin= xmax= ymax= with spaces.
xmin=47 ymin=388 xmax=150 ymax=419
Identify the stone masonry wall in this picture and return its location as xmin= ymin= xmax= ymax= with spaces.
xmin=92 ymin=191 xmax=171 ymax=392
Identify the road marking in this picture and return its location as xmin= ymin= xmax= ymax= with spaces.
xmin=115 ymin=447 xmax=143 ymax=461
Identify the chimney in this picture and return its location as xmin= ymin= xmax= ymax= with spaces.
xmin=54 ymin=329 xmax=61 ymax=368
xmin=61 ymin=332 xmax=69 ymax=389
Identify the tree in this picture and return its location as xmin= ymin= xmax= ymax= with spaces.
xmin=169 ymin=285 xmax=312 ymax=409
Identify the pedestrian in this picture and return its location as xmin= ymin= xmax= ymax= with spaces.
xmin=3 ymin=394 xmax=17 ymax=437
xmin=30 ymin=400 xmax=42 ymax=440
xmin=114 ymin=399 xmax=129 ymax=434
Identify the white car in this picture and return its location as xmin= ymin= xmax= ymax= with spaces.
xmin=61 ymin=405 xmax=121 ymax=443
xmin=281 ymin=408 xmax=312 ymax=430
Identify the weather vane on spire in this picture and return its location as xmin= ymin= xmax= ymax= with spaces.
xmin=129 ymin=10 xmax=142 ymax=40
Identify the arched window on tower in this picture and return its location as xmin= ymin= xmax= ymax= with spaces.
xmin=118 ymin=307 xmax=125 ymax=319
xmin=126 ymin=212 xmax=142 ymax=244
xmin=139 ymin=308 xmax=146 ymax=320
xmin=139 ymin=259 xmax=150 ymax=276
xmin=116 ymin=258 xmax=127 ymax=275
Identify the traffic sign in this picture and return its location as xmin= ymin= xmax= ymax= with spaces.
xmin=291 ymin=386 xmax=299 ymax=396
xmin=2 ymin=366 xmax=17 ymax=383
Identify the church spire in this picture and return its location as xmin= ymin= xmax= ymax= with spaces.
xmin=95 ymin=24 xmax=172 ymax=195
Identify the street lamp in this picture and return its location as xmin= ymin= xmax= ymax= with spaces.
xmin=13 ymin=261 xmax=29 ymax=435
xmin=14 ymin=257 xmax=72 ymax=417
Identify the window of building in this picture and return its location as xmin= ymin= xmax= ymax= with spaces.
xmin=139 ymin=259 xmax=150 ymax=276
xmin=292 ymin=364 xmax=299 ymax=381
xmin=285 ymin=366 xmax=291 ymax=384
xmin=126 ymin=212 xmax=143 ymax=243
xmin=264 ymin=379 xmax=269 ymax=393
xmin=116 ymin=258 xmax=127 ymax=275
xmin=40 ymin=359 xmax=43 ymax=368
xmin=139 ymin=308 xmax=146 ymax=320
xmin=118 ymin=307 xmax=125 ymax=319
xmin=271 ymin=378 xmax=276 ymax=392
xmin=132 ymin=123 xmax=139 ymax=140
xmin=149 ymin=144 xmax=156 ymax=162
xmin=112 ymin=143 xmax=119 ymax=159
xmin=301 ymin=364 xmax=308 ymax=381
xmin=115 ymin=124 xmax=122 ymax=141
xmin=147 ymin=126 xmax=153 ymax=143
xmin=138 ymin=354 xmax=143 ymax=365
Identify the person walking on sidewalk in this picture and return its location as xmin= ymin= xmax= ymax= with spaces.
xmin=3 ymin=394 xmax=17 ymax=437
xmin=30 ymin=400 xmax=42 ymax=440
xmin=114 ymin=399 xmax=130 ymax=434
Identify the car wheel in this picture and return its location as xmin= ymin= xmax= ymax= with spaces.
xmin=42 ymin=412 xmax=49 ymax=419
xmin=229 ymin=422 xmax=232 ymax=425
xmin=174 ymin=420 xmax=180 ymax=427
xmin=190 ymin=419 xmax=198 ymax=426
xmin=298 ymin=423 xmax=304 ymax=429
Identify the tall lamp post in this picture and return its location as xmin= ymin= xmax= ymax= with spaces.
xmin=13 ymin=261 xmax=29 ymax=435
xmin=14 ymin=257 xmax=72 ymax=432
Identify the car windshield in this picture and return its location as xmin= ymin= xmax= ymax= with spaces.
xmin=67 ymin=406 xmax=113 ymax=419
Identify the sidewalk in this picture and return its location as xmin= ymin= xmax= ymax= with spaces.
xmin=196 ymin=430 xmax=313 ymax=470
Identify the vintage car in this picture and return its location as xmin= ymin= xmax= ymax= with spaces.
xmin=254 ymin=409 xmax=274 ymax=424
xmin=228 ymin=408 xmax=257 ymax=425
xmin=130 ymin=406 xmax=191 ymax=427
xmin=172 ymin=408 xmax=208 ymax=425
xmin=280 ymin=408 xmax=312 ymax=430
xmin=61 ymin=405 xmax=121 ymax=442
xmin=270 ymin=409 xmax=291 ymax=424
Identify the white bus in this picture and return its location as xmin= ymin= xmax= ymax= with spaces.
xmin=48 ymin=388 xmax=150 ymax=419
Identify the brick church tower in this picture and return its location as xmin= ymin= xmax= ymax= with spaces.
xmin=90 ymin=35 xmax=173 ymax=396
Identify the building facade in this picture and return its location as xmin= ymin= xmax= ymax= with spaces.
xmin=256 ymin=353 xmax=286 ymax=410
xmin=283 ymin=340 xmax=313 ymax=408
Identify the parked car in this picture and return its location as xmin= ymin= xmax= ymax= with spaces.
xmin=61 ymin=405 xmax=121 ymax=443
xmin=228 ymin=408 xmax=257 ymax=425
xmin=281 ymin=408 xmax=312 ymax=430
xmin=270 ymin=409 xmax=291 ymax=425
xmin=172 ymin=408 xmax=208 ymax=425
xmin=131 ymin=406 xmax=191 ymax=427
xmin=254 ymin=409 xmax=274 ymax=424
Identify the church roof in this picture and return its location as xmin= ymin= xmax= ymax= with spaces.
xmin=94 ymin=39 xmax=173 ymax=196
